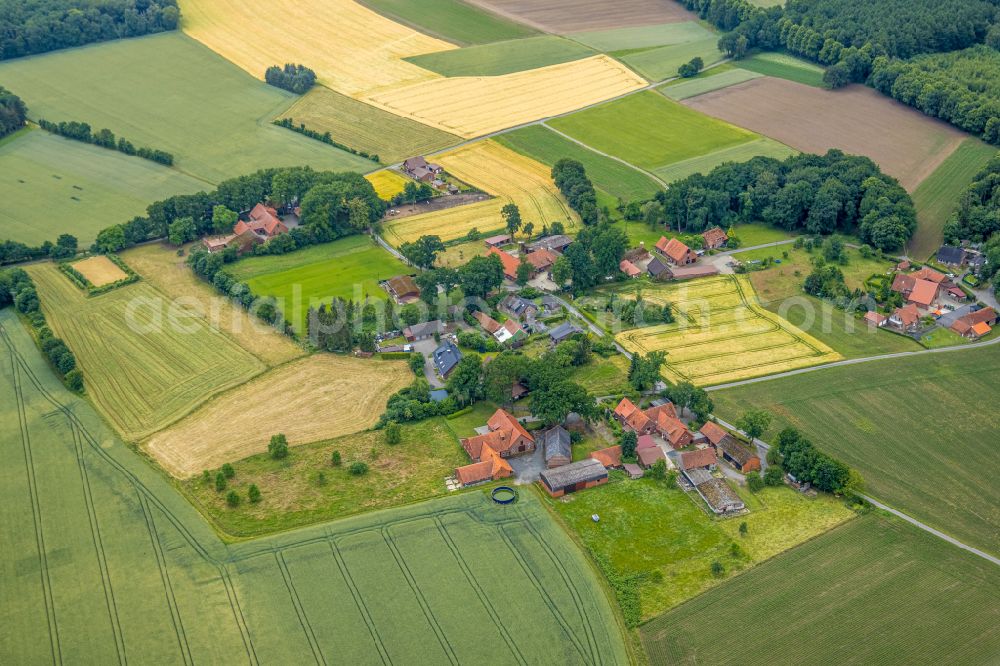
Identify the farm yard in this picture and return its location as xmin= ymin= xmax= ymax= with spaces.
xmin=712 ymin=344 xmax=1000 ymax=556
xmin=611 ymin=275 xmax=842 ymax=386
xmin=0 ymin=33 xmax=373 ymax=184
xmin=461 ymin=0 xmax=698 ymax=33
xmin=0 ymin=129 xmax=204 ymax=246
xmin=146 ymin=354 xmax=412 ymax=478
xmin=27 ymin=262 xmax=264 ymax=441
xmin=70 ymin=256 xmax=129 ymax=287
xmin=683 ymin=78 xmax=968 ymax=191
xmin=0 ymin=314 xmax=628 ymax=663
xmin=642 ymin=515 xmax=1000 ymax=664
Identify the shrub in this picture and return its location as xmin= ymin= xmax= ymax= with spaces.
xmin=64 ymin=369 xmax=84 ymax=392
xmin=331 ymin=450 xmax=342 ymax=466
xmin=384 ymin=421 xmax=401 ymax=445
xmin=268 ymin=433 xmax=289 ymax=459
xmin=226 ymin=491 xmax=240 ymax=507
xmin=710 ymin=560 xmax=725 ymax=577
xmin=221 ymin=463 xmax=235 ymax=479
xmin=730 ymin=542 xmax=744 ymax=559
xmin=746 ymin=471 xmax=764 ymax=492
xmin=739 ymin=521 xmax=748 ymax=536
xmin=349 ymin=462 xmax=369 ymax=476
xmin=215 ymin=472 xmax=226 ymax=492
xmin=764 ymin=465 xmax=784 ymax=486
xmin=248 ymin=484 xmax=261 ymax=503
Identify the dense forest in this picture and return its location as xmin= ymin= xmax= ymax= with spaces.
xmin=0 ymin=86 xmax=26 ymax=138
xmin=944 ymin=155 xmax=1000 ymax=279
xmin=656 ymin=150 xmax=916 ymax=251
xmin=0 ymin=0 xmax=179 ymax=60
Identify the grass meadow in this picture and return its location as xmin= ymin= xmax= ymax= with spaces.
xmin=358 ymin=0 xmax=537 ymax=45
xmin=0 ymin=33 xmax=373 ymax=183
xmin=0 ymin=313 xmax=628 ymax=663
xmin=642 ymin=514 xmax=1000 ymax=664
xmin=568 ymin=22 xmax=714 ymax=52
xmin=651 ymin=137 xmax=797 ymax=182
xmin=405 ymin=35 xmax=595 ymax=76
xmin=737 ymin=51 xmax=826 ymax=87
xmin=659 ymin=67 xmax=763 ymax=100
xmin=617 ymin=36 xmax=724 ymax=82
xmin=0 ymin=129 xmax=205 ymax=245
xmin=548 ymin=91 xmax=756 ymax=172
xmin=27 ymin=262 xmax=264 ymax=441
xmin=712 ymin=344 xmax=1000 ymax=556
xmin=909 ymin=138 xmax=998 ymax=260
xmin=226 ymin=235 xmax=410 ymax=334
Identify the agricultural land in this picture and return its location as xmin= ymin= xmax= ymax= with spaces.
xmin=461 ymin=0 xmax=698 ymax=33
xmin=405 ymin=35 xmax=596 ymax=77
xmin=71 ymin=256 xmax=129 ymax=287
xmin=736 ymin=52 xmax=826 ymax=87
xmin=357 ymin=0 xmax=538 ymax=45
xmin=365 ymin=170 xmax=413 ymax=200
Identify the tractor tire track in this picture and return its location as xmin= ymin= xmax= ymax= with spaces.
xmin=326 ymin=537 xmax=391 ymax=666
xmin=275 ymin=550 xmax=326 ymax=666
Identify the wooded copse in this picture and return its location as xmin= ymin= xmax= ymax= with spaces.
xmin=0 ymin=0 xmax=179 ymax=60
xmin=37 ymin=118 xmax=174 ymax=165
xmin=657 ymin=150 xmax=917 ymax=251
xmin=0 ymin=86 xmax=26 ymax=138
xmin=264 ymin=63 xmax=317 ymax=94
xmin=552 ymin=158 xmax=599 ymax=225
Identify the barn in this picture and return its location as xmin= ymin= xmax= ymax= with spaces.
xmin=539 ymin=459 xmax=608 ymax=497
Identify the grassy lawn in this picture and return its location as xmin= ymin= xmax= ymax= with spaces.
xmin=618 ymin=36 xmax=725 ymax=82
xmin=919 ymin=326 xmax=970 ymax=349
xmin=226 ymin=235 xmax=409 ymax=334
xmin=737 ymin=244 xmax=894 ymax=302
xmin=617 ymin=219 xmax=797 ymax=248
xmin=642 ymin=514 xmax=1000 ymax=664
xmin=570 ymin=354 xmax=631 ymax=394
xmin=736 ymin=51 xmax=826 ymax=87
xmin=544 ymin=474 xmax=854 ymax=622
xmin=909 ymin=137 xmax=997 ymax=260
xmin=405 ymin=35 xmax=595 ymax=76
xmin=712 ymin=343 xmax=1000 ymax=555
xmin=652 ymin=137 xmax=797 ymax=183
xmin=357 ymin=0 xmax=537 ymax=45
xmin=0 ymin=128 xmax=205 ymax=246
xmin=0 ymin=33 xmax=373 ymax=184
xmin=548 ymin=91 xmax=756 ymax=171
xmin=444 ymin=401 xmax=502 ymax=439
xmin=495 ymin=124 xmax=661 ymax=202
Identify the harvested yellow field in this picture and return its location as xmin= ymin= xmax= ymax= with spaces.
xmin=178 ymin=0 xmax=453 ymax=97
xmin=366 ymin=169 xmax=412 ymax=200
xmin=615 ymin=275 xmax=841 ymax=386
xmin=365 ymin=55 xmax=647 ymax=137
xmin=144 ymin=354 xmax=413 ymax=478
xmin=384 ymin=140 xmax=577 ymax=246
xmin=72 ymin=255 xmax=128 ymax=287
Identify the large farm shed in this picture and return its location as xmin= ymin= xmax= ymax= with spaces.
xmin=540 ymin=459 xmax=608 ymax=497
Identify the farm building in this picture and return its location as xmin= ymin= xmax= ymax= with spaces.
xmin=699 ymin=422 xmax=729 ymax=447
xmin=636 ymin=434 xmax=656 ymax=451
xmin=590 ymin=445 xmax=622 ymax=469
xmin=715 ymin=436 xmax=761 ymax=474
xmin=234 ymin=203 xmax=288 ymax=239
xmin=500 ymin=294 xmax=538 ymax=320
xmin=864 ymin=311 xmax=887 ymax=328
xmin=620 ymin=259 xmax=642 ymax=278
xmin=528 ymin=235 xmax=572 ymax=254
xmin=613 ymin=397 xmax=656 ymax=435
xmin=656 ymin=237 xmax=697 ymax=266
xmin=702 ymin=226 xmax=729 ymax=249
xmin=637 ymin=446 xmax=666 ymax=469
xmin=679 ymin=448 xmax=717 ymax=471
xmin=433 ymin=340 xmax=462 ymax=377
xmin=403 ymin=320 xmax=443 ymax=342
xmin=951 ymin=307 xmax=997 ymax=339
xmin=483 ymin=234 xmax=511 ymax=248
xmin=454 ymin=447 xmax=513 ymax=487
xmin=525 ymin=248 xmax=558 ymax=272
xmin=888 ymin=304 xmax=921 ymax=332
xmin=461 ymin=409 xmax=536 ymax=465
xmin=896 ymin=260 xmax=911 ymax=271
xmin=623 ymin=463 xmax=644 ymax=479
xmin=549 ymin=321 xmax=583 ymax=344
xmin=667 ymin=265 xmax=719 ymax=280
xmin=543 ymin=425 xmax=572 ymax=468
xmin=913 ymin=267 xmax=947 ymax=284
xmin=907 ymin=279 xmax=940 ymax=308
xmin=201 ymin=230 xmax=262 ymax=255
xmin=402 ymin=156 xmax=442 ymax=181
xmin=647 ymin=256 xmax=670 ymax=279
xmin=474 ymin=310 xmax=502 ymax=335
xmin=487 ymin=247 xmax=522 ymax=281
xmin=539 ymin=459 xmax=608 ymax=497
xmin=695 ymin=478 xmax=745 ymax=514
xmin=936 ymin=246 xmax=967 ymax=266
xmin=612 ymin=398 xmax=688 ymax=446
xmin=385 ymin=275 xmax=420 ymax=302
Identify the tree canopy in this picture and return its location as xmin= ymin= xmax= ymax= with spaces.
xmin=0 ymin=86 xmax=26 ymax=139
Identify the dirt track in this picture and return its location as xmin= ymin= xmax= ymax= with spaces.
xmin=463 ymin=0 xmax=696 ymax=33
xmin=683 ymin=78 xmax=966 ymax=191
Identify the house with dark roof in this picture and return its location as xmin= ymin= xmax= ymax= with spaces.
xmin=647 ymin=256 xmax=670 ymax=279
xmin=543 ymin=426 xmax=571 ymax=468
xmin=936 ymin=246 xmax=967 ymax=266
xmin=433 ymin=340 xmax=461 ymax=378
xmin=403 ymin=320 xmax=443 ymax=342
xmin=500 ymin=294 xmax=538 ymax=320
xmin=715 ymin=436 xmax=760 ymax=473
xmin=549 ymin=321 xmax=583 ymax=344
xmin=539 ymin=459 xmax=608 ymax=497
xmin=702 ymin=226 xmax=729 ymax=250
xmin=528 ymin=235 xmax=572 ymax=254
xmin=656 ymin=237 xmax=697 ymax=266
xmin=385 ymin=275 xmax=420 ymax=303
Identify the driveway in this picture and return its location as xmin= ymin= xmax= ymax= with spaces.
xmin=412 ymin=338 xmax=444 ymax=388
xmin=509 ymin=446 xmax=546 ymax=484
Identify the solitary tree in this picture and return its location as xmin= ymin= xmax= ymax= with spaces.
xmin=384 ymin=421 xmax=402 ymax=445
xmin=331 ymin=450 xmax=342 ymax=466
xmin=711 ymin=560 xmax=725 ymax=577
xmin=739 ymin=521 xmax=748 ymax=536
xmin=268 ymin=433 xmax=289 ymax=459
xmin=502 ymin=203 xmax=522 ymax=237
xmin=746 ymin=470 xmax=764 ymax=492
xmin=211 ymin=205 xmax=238 ymax=234
xmin=226 ymin=491 xmax=240 ymax=507
xmin=621 ymin=430 xmax=638 ymax=459
xmin=349 ymin=462 xmax=369 ymax=476
xmin=248 ymin=484 xmax=262 ymax=503
xmin=516 ymin=257 xmax=533 ymax=286
xmin=215 ymin=472 xmax=227 ymax=492
xmin=736 ymin=409 xmax=773 ymax=442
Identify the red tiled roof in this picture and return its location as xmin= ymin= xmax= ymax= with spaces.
xmin=951 ymin=308 xmax=997 ymax=335
xmin=907 ymin=279 xmax=939 ymax=307
xmin=680 ymin=448 xmax=717 ymax=470
xmin=971 ymin=322 xmax=992 ymax=337
xmin=645 ymin=403 xmax=678 ymax=423
xmin=638 ymin=446 xmax=666 ymax=467
xmin=636 ymin=434 xmax=657 ymax=450
xmin=913 ymin=267 xmax=946 ymax=284
xmin=474 ymin=310 xmax=502 ymax=334
xmin=699 ymin=421 xmax=729 ymax=446
xmin=613 ymin=397 xmax=651 ymax=432
xmin=658 ymin=237 xmax=694 ymax=264
xmin=526 ymin=248 xmax=557 ymax=270
xmin=620 ymin=259 xmax=642 ymax=277
xmin=455 ymin=446 xmax=513 ymax=485
xmin=658 ymin=415 xmax=692 ymax=447
xmin=487 ymin=247 xmax=520 ymax=280
xmin=893 ymin=303 xmax=920 ymax=327
xmin=487 ymin=409 xmax=534 ymax=445
xmin=891 ymin=273 xmax=916 ymax=294
xmin=702 ymin=227 xmax=728 ymax=248
xmin=864 ymin=311 xmax=887 ymax=326
xmin=896 ymin=260 xmax=911 ymax=271
xmin=590 ymin=445 xmax=622 ymax=468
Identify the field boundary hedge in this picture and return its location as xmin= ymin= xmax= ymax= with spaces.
xmin=58 ymin=254 xmax=140 ymax=296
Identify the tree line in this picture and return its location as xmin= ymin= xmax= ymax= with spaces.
xmin=945 ymin=155 xmax=1000 ymax=284
xmin=552 ymin=158 xmax=599 ymax=224
xmin=0 ymin=0 xmax=180 ymax=60
xmin=37 ymin=118 xmax=174 ymax=165
xmin=274 ymin=117 xmax=379 ymax=162
xmin=657 ymin=150 xmax=917 ymax=251
xmin=0 ymin=86 xmax=26 ymax=139
xmin=772 ymin=427 xmax=856 ymax=494
xmin=264 ymin=64 xmax=316 ymax=94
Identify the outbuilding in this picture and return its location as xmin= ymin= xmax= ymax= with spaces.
xmin=543 ymin=425 xmax=572 ymax=468
xmin=539 ymin=459 xmax=608 ymax=497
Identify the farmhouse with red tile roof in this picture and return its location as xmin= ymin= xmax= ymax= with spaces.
xmin=487 ymin=247 xmax=522 ymax=281
xmin=455 ymin=409 xmax=535 ymax=486
xmin=701 ymin=226 xmax=729 ymax=249
xmin=613 ymin=398 xmax=688 ymax=445
xmin=951 ymin=307 xmax=997 ymax=339
xmin=679 ymin=448 xmax=717 ymax=471
xmin=907 ymin=279 xmax=940 ymax=308
xmin=234 ymin=203 xmax=288 ymax=239
xmin=589 ymin=445 xmax=622 ymax=469
xmin=656 ymin=237 xmax=697 ymax=266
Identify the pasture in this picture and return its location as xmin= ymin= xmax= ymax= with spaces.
xmin=146 ymin=354 xmax=412 ymax=478
xmin=569 ymin=21 xmax=714 ymax=52
xmin=27 ymin=262 xmax=264 ymax=441
xmin=659 ymin=67 xmax=763 ymax=100
xmin=546 ymin=474 xmax=853 ymax=621
xmin=0 ymin=315 xmax=629 ymax=663
xmin=226 ymin=235 xmax=409 ymax=334
xmin=496 ymin=125 xmax=661 ymax=201
xmin=909 ymin=138 xmax=998 ymax=259
xmin=384 ymin=141 xmax=577 ymax=246
xmin=366 ymin=170 xmax=412 ymax=200
xmin=0 ymin=129 xmax=204 ymax=245
xmin=121 ymin=243 xmax=304 ymax=367
xmin=461 ymin=0 xmax=697 ymax=33
xmin=683 ymin=78 xmax=967 ymax=191
xmin=612 ymin=275 xmax=842 ymax=386
xmin=405 ymin=35 xmax=595 ymax=77
xmin=736 ymin=51 xmax=826 ymax=87
xmin=618 ymin=35 xmax=724 ymax=83
xmin=366 ymin=55 xmax=647 ymax=138
xmin=548 ymin=91 xmax=756 ymax=172
xmin=652 ymin=137 xmax=797 ymax=183
xmin=642 ymin=515 xmax=1000 ymax=664
xmin=179 ymin=0 xmax=452 ymax=97
xmin=0 ymin=33 xmax=373 ymax=184
xmin=71 ymin=256 xmax=128 ymax=287
xmin=736 ymin=244 xmax=894 ymax=302
xmin=711 ymin=343 xmax=1000 ymax=556
xmin=357 ymin=0 xmax=537 ymax=45
xmin=279 ymin=86 xmax=461 ymax=164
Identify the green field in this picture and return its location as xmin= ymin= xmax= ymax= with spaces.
xmin=548 ymin=91 xmax=756 ymax=172
xmin=619 ymin=221 xmax=795 ymax=254
xmin=27 ymin=262 xmax=264 ymax=441
xmin=0 ymin=129 xmax=205 ymax=245
xmin=357 ymin=0 xmax=537 ymax=45
xmin=0 ymin=310 xmax=628 ymax=663
xmin=652 ymin=137 xmax=797 ymax=182
xmin=642 ymin=514 xmax=1000 ymax=664
xmin=495 ymin=125 xmax=661 ymax=201
xmin=659 ymin=67 xmax=763 ymax=101
xmin=737 ymin=52 xmax=826 ymax=87
xmin=280 ymin=86 xmax=461 ymax=164
xmin=568 ymin=21 xmax=715 ymax=52
xmin=406 ymin=35 xmax=595 ymax=76
xmin=909 ymin=138 xmax=998 ymax=260
xmin=712 ymin=344 xmax=1000 ymax=555
xmin=545 ymin=474 xmax=854 ymax=622
xmin=0 ymin=32 xmax=373 ymax=183
xmin=618 ymin=37 xmax=725 ymax=82
xmin=226 ymin=235 xmax=410 ymax=334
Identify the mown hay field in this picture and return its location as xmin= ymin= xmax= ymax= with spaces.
xmin=365 ymin=55 xmax=647 ymax=138
xmin=549 ymin=90 xmax=757 ymax=172
xmin=365 ymin=169 xmax=413 ymax=200
xmin=405 ymin=35 xmax=595 ymax=77
xmin=71 ymin=256 xmax=129 ymax=287
xmin=0 ymin=316 xmax=629 ymax=663
xmin=462 ymin=0 xmax=697 ymax=33
xmin=27 ymin=262 xmax=264 ymax=441
xmin=0 ymin=129 xmax=204 ymax=245
xmin=0 ymin=33 xmax=373 ymax=184
xmin=279 ymin=86 xmax=461 ymax=165
xmin=146 ymin=354 xmax=412 ymax=478
xmin=659 ymin=67 xmax=763 ymax=101
xmin=179 ymin=0 xmax=453 ymax=97
xmin=683 ymin=78 xmax=967 ymax=191
xmin=652 ymin=137 xmax=797 ymax=183
xmin=358 ymin=0 xmax=537 ymax=45
xmin=711 ymin=343 xmax=1000 ymax=556
xmin=384 ymin=140 xmax=578 ymax=246
xmin=642 ymin=515 xmax=1000 ymax=664
xmin=613 ymin=275 xmax=841 ymax=385
xmin=737 ymin=51 xmax=826 ymax=87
